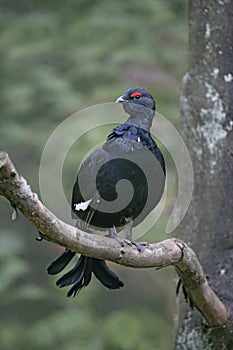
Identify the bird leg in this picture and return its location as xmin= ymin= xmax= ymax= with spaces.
xmin=108 ymin=226 xmax=117 ymax=238
xmin=108 ymin=226 xmax=127 ymax=248
xmin=125 ymin=221 xmax=149 ymax=252
xmin=125 ymin=222 xmax=133 ymax=240
xmin=109 ymin=221 xmax=148 ymax=252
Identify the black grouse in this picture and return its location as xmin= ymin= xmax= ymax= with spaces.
xmin=47 ymin=87 xmax=166 ymax=297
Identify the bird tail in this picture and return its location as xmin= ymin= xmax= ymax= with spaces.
xmin=47 ymin=250 xmax=124 ymax=297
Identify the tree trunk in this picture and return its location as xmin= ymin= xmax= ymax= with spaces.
xmin=175 ymin=1 xmax=233 ymax=349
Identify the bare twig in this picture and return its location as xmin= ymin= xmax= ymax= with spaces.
xmin=0 ymin=151 xmax=229 ymax=327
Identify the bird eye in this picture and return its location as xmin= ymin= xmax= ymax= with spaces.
xmin=130 ymin=92 xmax=142 ymax=99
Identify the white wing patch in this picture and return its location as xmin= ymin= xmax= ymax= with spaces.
xmin=74 ymin=199 xmax=92 ymax=211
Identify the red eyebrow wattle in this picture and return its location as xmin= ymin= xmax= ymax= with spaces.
xmin=130 ymin=91 xmax=142 ymax=97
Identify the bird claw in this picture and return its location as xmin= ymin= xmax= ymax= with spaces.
xmin=115 ymin=237 xmax=148 ymax=252
xmin=132 ymin=241 xmax=149 ymax=252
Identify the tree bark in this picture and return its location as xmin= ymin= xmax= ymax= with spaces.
xmin=175 ymin=1 xmax=233 ymax=349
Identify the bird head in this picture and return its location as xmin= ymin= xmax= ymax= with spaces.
xmin=116 ymin=87 xmax=156 ymax=118
xmin=116 ymin=87 xmax=155 ymax=115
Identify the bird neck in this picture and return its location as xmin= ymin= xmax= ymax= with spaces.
xmin=125 ymin=111 xmax=154 ymax=131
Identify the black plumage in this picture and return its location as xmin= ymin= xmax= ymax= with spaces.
xmin=47 ymin=87 xmax=166 ymax=297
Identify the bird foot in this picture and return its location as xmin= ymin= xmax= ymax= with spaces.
xmin=132 ymin=241 xmax=149 ymax=252
xmin=115 ymin=237 xmax=148 ymax=252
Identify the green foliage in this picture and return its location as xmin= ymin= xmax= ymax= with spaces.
xmin=103 ymin=310 xmax=172 ymax=350
xmin=0 ymin=0 xmax=187 ymax=349
xmin=12 ymin=306 xmax=172 ymax=350
xmin=30 ymin=308 xmax=97 ymax=349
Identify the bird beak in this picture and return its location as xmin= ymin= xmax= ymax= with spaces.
xmin=115 ymin=96 xmax=125 ymax=103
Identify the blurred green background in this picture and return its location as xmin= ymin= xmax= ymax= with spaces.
xmin=0 ymin=1 xmax=187 ymax=349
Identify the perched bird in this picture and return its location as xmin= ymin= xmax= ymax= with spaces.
xmin=47 ymin=87 xmax=166 ymax=297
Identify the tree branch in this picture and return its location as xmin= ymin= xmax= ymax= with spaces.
xmin=0 ymin=151 xmax=229 ymax=327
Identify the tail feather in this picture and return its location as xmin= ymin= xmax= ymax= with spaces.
xmin=93 ymin=259 xmax=124 ymax=289
xmin=47 ymin=249 xmax=75 ymax=275
xmin=56 ymin=255 xmax=86 ymax=287
xmin=66 ymin=257 xmax=94 ymax=297
xmin=47 ymin=250 xmax=124 ymax=297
